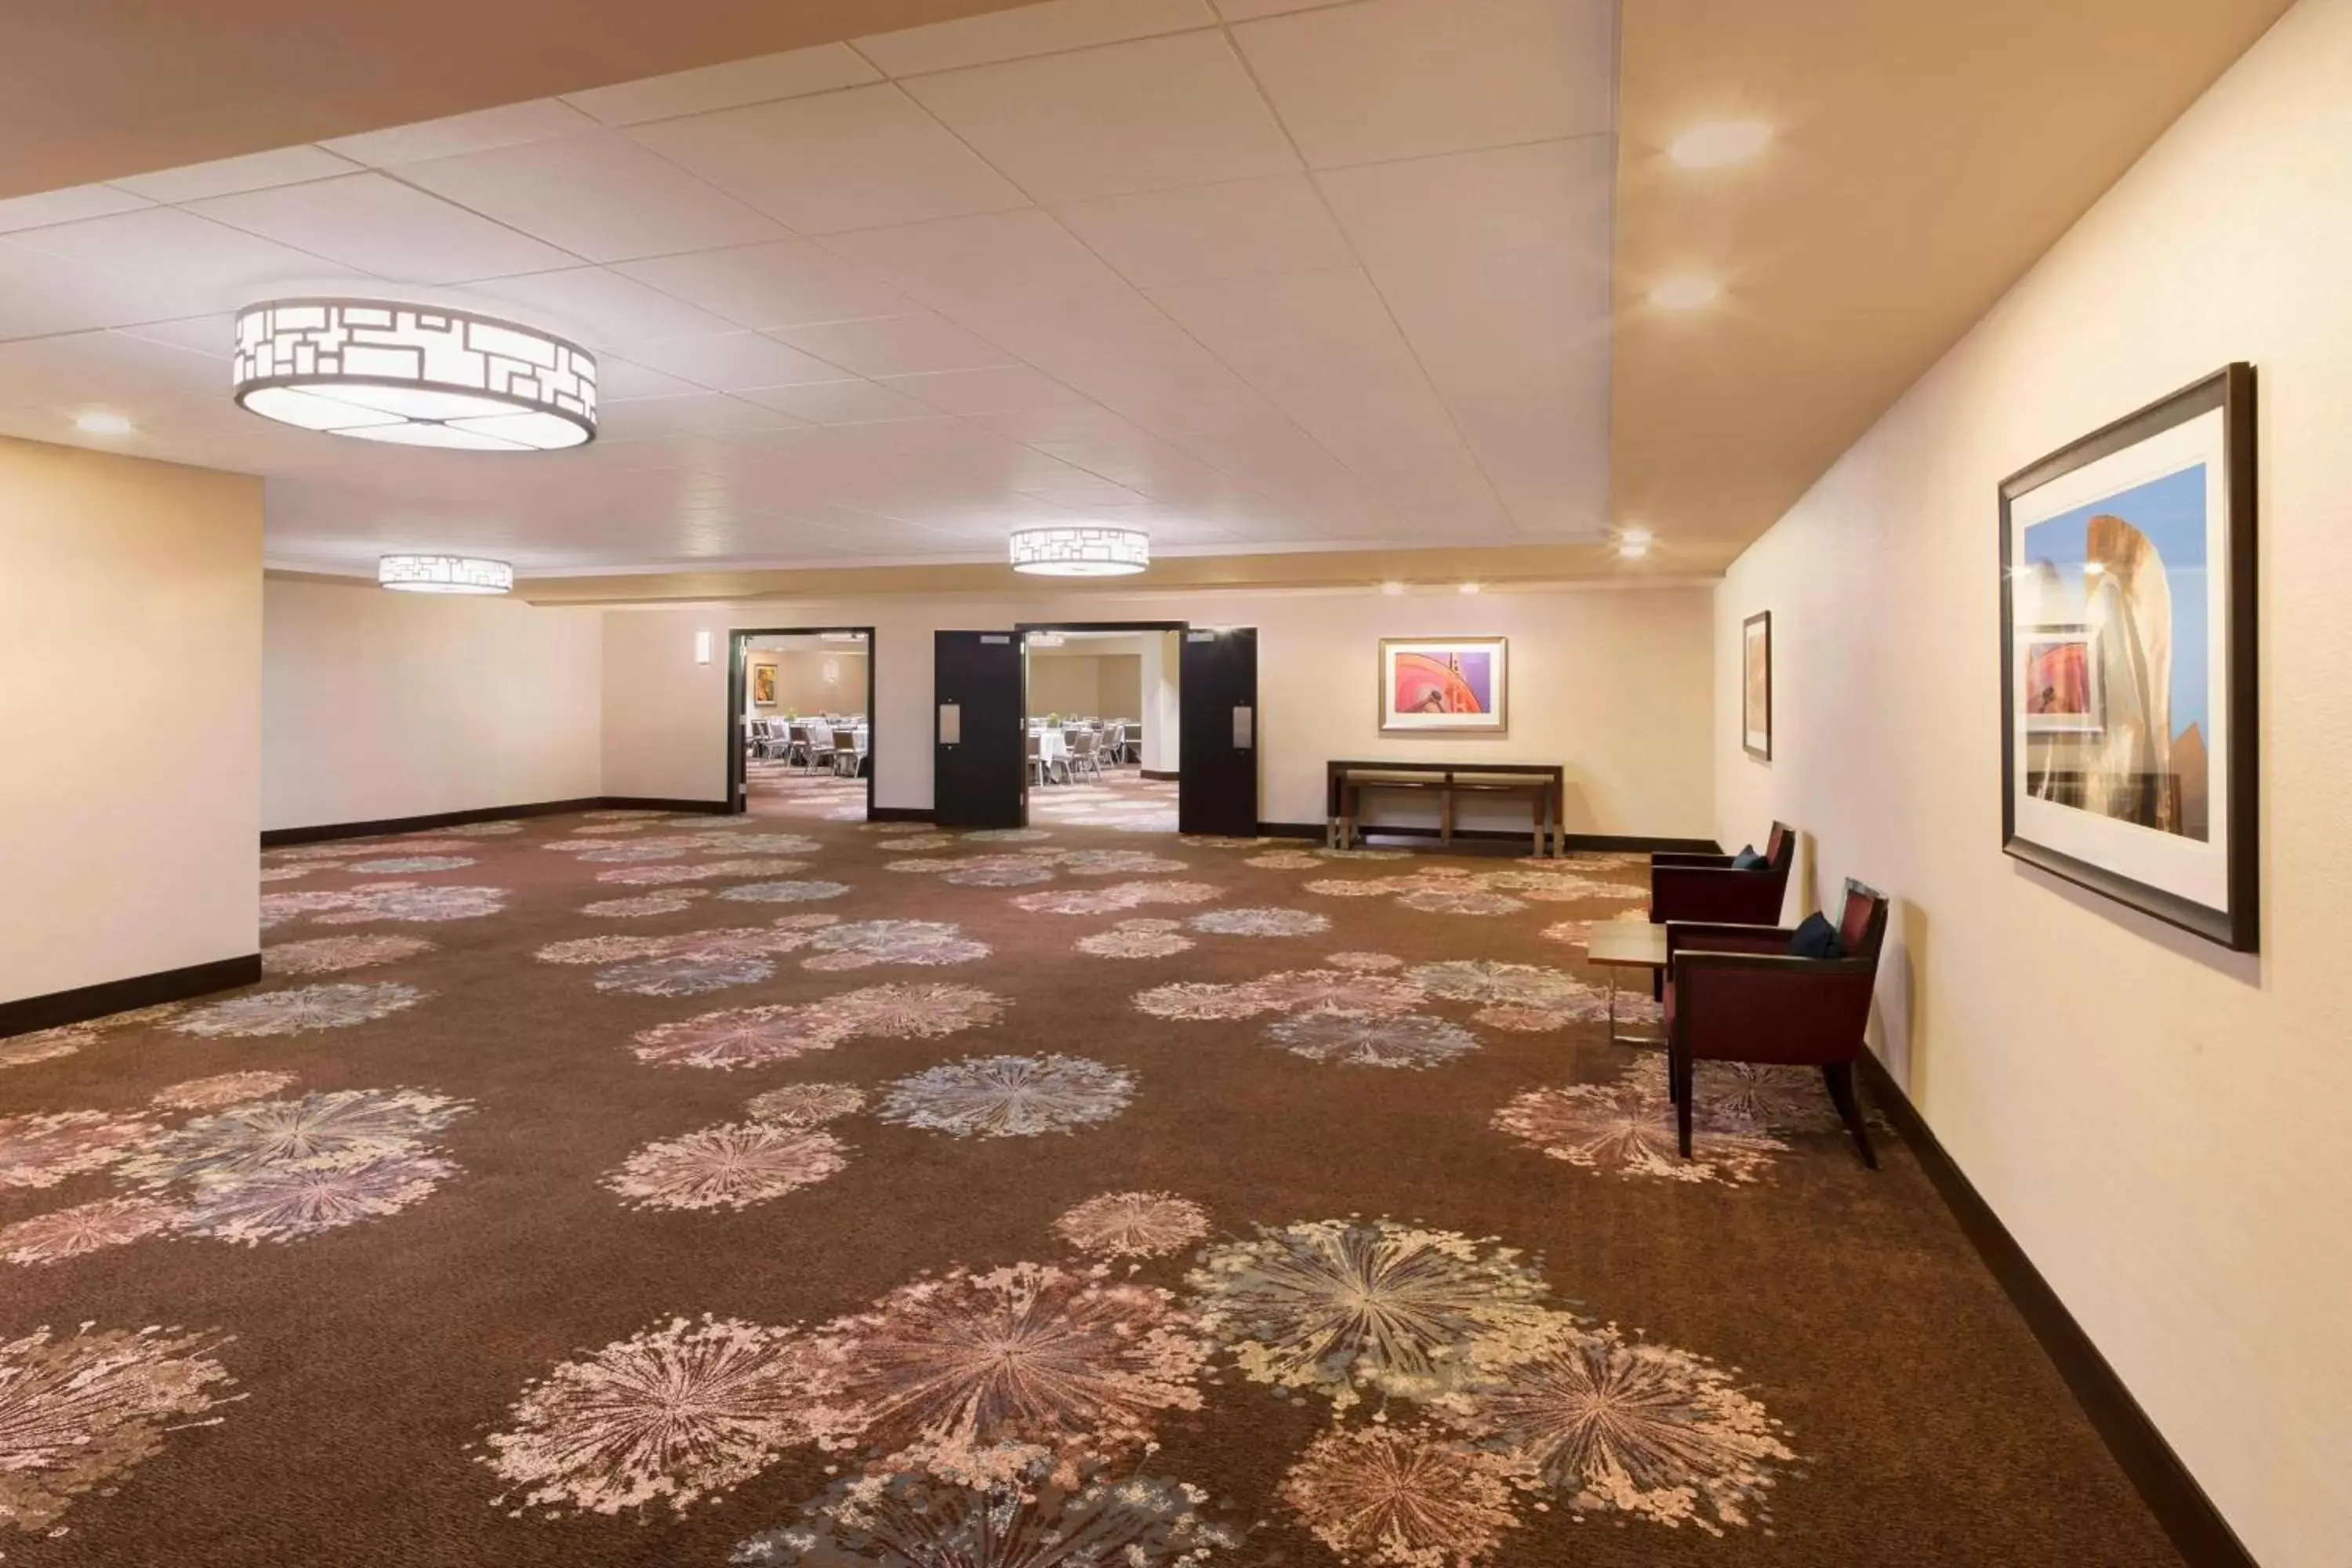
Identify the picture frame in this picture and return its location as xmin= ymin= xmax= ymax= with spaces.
xmin=1378 ymin=637 xmax=1508 ymax=734
xmin=1998 ymin=363 xmax=2257 ymax=951
xmin=750 ymin=662 xmax=777 ymax=707
xmin=1741 ymin=612 xmax=1773 ymax=760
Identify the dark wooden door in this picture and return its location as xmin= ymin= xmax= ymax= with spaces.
xmin=934 ymin=631 xmax=1024 ymax=829
xmin=1179 ymin=626 xmax=1259 ymax=837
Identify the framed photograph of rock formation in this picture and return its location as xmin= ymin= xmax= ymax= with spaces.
xmin=1999 ymin=364 xmax=2257 ymax=950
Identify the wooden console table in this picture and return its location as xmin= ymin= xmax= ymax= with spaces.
xmin=1324 ymin=760 xmax=1565 ymax=857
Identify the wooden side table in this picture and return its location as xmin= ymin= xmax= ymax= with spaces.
xmin=1584 ymin=920 xmax=1668 ymax=1046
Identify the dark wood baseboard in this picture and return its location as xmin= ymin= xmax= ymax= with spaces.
xmin=1860 ymin=1053 xmax=2256 ymax=1568
xmin=262 ymin=797 xmax=725 ymax=846
xmin=1257 ymin=822 xmax=1722 ymax=855
xmin=1 ymin=953 xmax=261 ymax=1040
xmin=1140 ymin=768 xmax=1179 ymax=782
xmin=869 ymin=806 xmax=934 ymax=823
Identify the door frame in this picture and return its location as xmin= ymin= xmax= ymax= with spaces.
xmin=726 ymin=626 xmax=879 ymax=819
xmin=1011 ymin=619 xmax=1189 ymax=810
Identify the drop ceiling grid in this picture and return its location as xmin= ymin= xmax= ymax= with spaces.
xmin=0 ymin=0 xmax=1617 ymax=574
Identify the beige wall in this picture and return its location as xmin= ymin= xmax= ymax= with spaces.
xmin=746 ymin=648 xmax=868 ymax=717
xmin=1 ymin=437 xmax=261 ymax=1003
xmin=1025 ymin=652 xmax=1142 ymax=724
xmin=605 ymin=584 xmax=1715 ymax=836
xmin=263 ymin=576 xmax=603 ymax=830
xmin=1713 ymin=2 xmax=2349 ymax=1556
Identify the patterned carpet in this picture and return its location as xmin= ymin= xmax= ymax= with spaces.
xmin=0 ymin=807 xmax=2179 ymax=1566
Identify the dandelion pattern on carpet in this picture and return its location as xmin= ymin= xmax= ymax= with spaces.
xmin=1185 ymin=1218 xmax=1548 ymax=1410
xmin=1189 ymin=906 xmax=1330 ymax=938
xmin=815 ymin=1261 xmax=1207 ymax=1486
xmin=1279 ymin=1421 xmax=1526 ymax=1568
xmin=877 ymin=832 xmax=958 ymax=851
xmin=0 ymin=1111 xmax=159 ymax=1189
xmin=318 ymin=882 xmax=509 ymax=924
xmin=151 ymin=1070 xmax=299 ymax=1112
xmin=180 ymin=1151 xmax=459 ymax=1245
xmin=1245 ymin=849 xmax=1322 ymax=869
xmin=574 ymin=844 xmax=689 ymax=865
xmin=605 ymin=1123 xmax=848 ymax=1211
xmin=1492 ymin=1073 xmax=1786 ymax=1185
xmin=1327 ymin=951 xmax=1404 ymax=971
xmin=120 ymin=1087 xmax=470 ymax=1189
xmin=962 ymin=828 xmax=1051 ymax=843
xmin=701 ymin=833 xmax=824 ymax=855
xmin=1057 ymin=848 xmax=1189 ymax=876
xmin=801 ymin=920 xmax=988 ymax=971
xmin=878 ymin=1054 xmax=1132 ymax=1139
xmin=731 ymin=1452 xmax=1242 ymax=1567
xmin=444 ymin=819 xmax=522 ymax=835
xmin=1054 ymin=1192 xmax=1210 ymax=1258
xmin=263 ymin=934 xmax=436 ymax=976
xmin=582 ymin=891 xmax=705 ymax=916
xmin=1395 ymin=887 xmax=1526 ymax=916
xmin=347 ymin=855 xmax=476 ymax=873
xmin=1010 ymin=880 xmax=1221 ymax=916
xmin=595 ymin=954 xmax=775 ymax=996
xmin=631 ymin=1005 xmax=848 ymax=1071
xmin=717 ymin=880 xmax=851 ymax=905
xmin=1443 ymin=1312 xmax=1792 ymax=1534
xmin=1077 ymin=924 xmax=1196 ymax=959
xmin=1405 ymin=961 xmax=1595 ymax=1011
xmin=744 ymin=1083 xmax=866 ymax=1126
xmin=169 ymin=982 xmax=424 ymax=1037
xmin=596 ymin=858 xmax=806 ymax=886
xmin=0 ymin=1029 xmax=89 ymax=1069
xmin=0 ymin=1197 xmax=182 ymax=1265
xmin=0 ymin=1323 xmax=236 ymax=1536
xmin=1478 ymin=869 xmax=1643 ymax=902
xmin=817 ymin=982 xmax=1006 ymax=1041
xmin=1266 ymin=1011 xmax=1480 ymax=1070
xmin=481 ymin=1316 xmax=848 ymax=1518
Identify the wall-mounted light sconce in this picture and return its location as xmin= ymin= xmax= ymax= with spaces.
xmin=695 ymin=630 xmax=713 ymax=666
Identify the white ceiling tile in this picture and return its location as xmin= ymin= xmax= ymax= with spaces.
xmin=904 ymin=31 xmax=1298 ymax=202
xmin=768 ymin=312 xmax=1014 ymax=376
xmin=0 ymin=329 xmax=230 ymax=409
xmin=110 ymin=145 xmax=361 ymax=204
xmin=854 ymin=0 xmax=1213 ymax=77
xmin=596 ymin=393 xmax=808 ymax=440
xmin=1232 ymin=0 xmax=1614 ymax=168
xmin=561 ymin=45 xmax=880 ymax=125
xmin=878 ymin=365 xmax=1093 ymax=415
xmin=461 ymin=267 xmax=739 ymax=347
xmin=596 ymin=357 xmax=706 ymax=401
xmin=616 ymin=241 xmax=914 ymax=330
xmin=397 ymin=132 xmax=786 ymax=263
xmin=620 ymin=331 xmax=848 ymax=390
xmin=817 ymin=209 xmax=1132 ymax=316
xmin=188 ymin=172 xmax=578 ymax=283
xmin=107 ymin=314 xmax=234 ymax=358
xmin=0 ymin=184 xmax=154 ymax=235
xmin=1315 ymin=136 xmax=1611 ymax=267
xmin=628 ymin=85 xmax=1029 ymax=235
xmin=735 ymin=378 xmax=937 ymax=425
xmin=1054 ymin=174 xmax=1353 ymax=286
xmin=0 ymin=209 xmax=331 ymax=334
xmin=1145 ymin=266 xmax=1448 ymax=429
xmin=321 ymin=99 xmax=601 ymax=167
xmin=1210 ymin=0 xmax=1346 ymax=16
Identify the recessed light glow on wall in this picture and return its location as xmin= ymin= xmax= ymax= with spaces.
xmin=1650 ymin=277 xmax=1722 ymax=311
xmin=1617 ymin=540 xmax=1651 ymax=561
xmin=1381 ymin=582 xmax=1406 ymax=596
xmin=377 ymin=554 xmax=514 ymax=595
xmin=233 ymin=299 xmax=596 ymax=451
xmin=695 ymin=630 xmax=713 ymax=665
xmin=1008 ymin=525 xmax=1149 ymax=576
xmin=1669 ymin=121 xmax=1773 ymax=169
xmin=74 ymin=410 xmax=135 ymax=435
xmin=1459 ymin=583 xmax=1482 ymax=596
xmin=1617 ymin=524 xmax=1654 ymax=546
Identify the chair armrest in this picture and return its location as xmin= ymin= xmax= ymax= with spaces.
xmin=1651 ymin=851 xmax=1733 ymax=868
xmin=1671 ymin=951 xmax=1879 ymax=1065
xmin=1666 ymin=921 xmax=1798 ymax=963
xmin=1650 ymin=866 xmax=1786 ymax=925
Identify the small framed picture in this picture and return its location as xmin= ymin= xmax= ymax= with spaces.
xmin=1999 ymin=363 xmax=2257 ymax=950
xmin=1378 ymin=637 xmax=1508 ymax=734
xmin=1741 ymin=612 xmax=1772 ymax=760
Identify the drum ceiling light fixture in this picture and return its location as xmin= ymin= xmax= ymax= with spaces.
xmin=232 ymin=299 xmax=596 ymax=451
xmin=377 ymin=555 xmax=514 ymax=595
xmin=1007 ymin=524 xmax=1149 ymax=577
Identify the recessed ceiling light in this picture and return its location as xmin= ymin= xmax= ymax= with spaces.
xmin=1617 ymin=540 xmax=1651 ymax=561
xmin=1669 ymin=121 xmax=1773 ymax=169
xmin=1381 ymin=581 xmax=1406 ymax=596
xmin=378 ymin=554 xmax=514 ymax=595
xmin=1617 ymin=524 xmax=1654 ymax=546
xmin=74 ymin=410 xmax=135 ymax=435
xmin=1459 ymin=583 xmax=1481 ymax=596
xmin=234 ymin=299 xmax=596 ymax=452
xmin=1650 ymin=277 xmax=1721 ymax=311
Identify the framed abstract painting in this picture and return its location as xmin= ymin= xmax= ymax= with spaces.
xmin=1742 ymin=612 xmax=1773 ymax=760
xmin=750 ymin=663 xmax=777 ymax=707
xmin=1998 ymin=363 xmax=2258 ymax=950
xmin=1379 ymin=637 xmax=1508 ymax=734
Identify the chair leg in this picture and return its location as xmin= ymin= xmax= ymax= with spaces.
xmin=1823 ymin=1063 xmax=1878 ymax=1170
xmin=1675 ymin=1051 xmax=1694 ymax=1157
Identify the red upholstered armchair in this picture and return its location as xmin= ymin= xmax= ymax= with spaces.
xmin=1650 ymin=822 xmax=1795 ymax=927
xmin=1664 ymin=879 xmax=1890 ymax=1168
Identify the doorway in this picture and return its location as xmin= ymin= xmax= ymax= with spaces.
xmin=1020 ymin=622 xmax=1180 ymax=833
xmin=728 ymin=626 xmax=877 ymax=822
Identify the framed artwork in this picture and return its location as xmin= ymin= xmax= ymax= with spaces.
xmin=1999 ymin=363 xmax=2257 ymax=951
xmin=1742 ymin=612 xmax=1773 ymax=759
xmin=1379 ymin=637 xmax=1508 ymax=734
xmin=750 ymin=663 xmax=778 ymax=706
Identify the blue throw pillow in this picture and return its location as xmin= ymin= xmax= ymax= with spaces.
xmin=1730 ymin=844 xmax=1766 ymax=870
xmin=1788 ymin=911 xmax=1843 ymax=959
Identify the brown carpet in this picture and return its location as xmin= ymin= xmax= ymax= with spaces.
xmin=0 ymin=803 xmax=2180 ymax=1566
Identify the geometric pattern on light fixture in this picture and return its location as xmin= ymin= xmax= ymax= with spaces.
xmin=233 ymin=299 xmax=596 ymax=452
xmin=1008 ymin=524 xmax=1149 ymax=577
xmin=377 ymin=554 xmax=515 ymax=594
